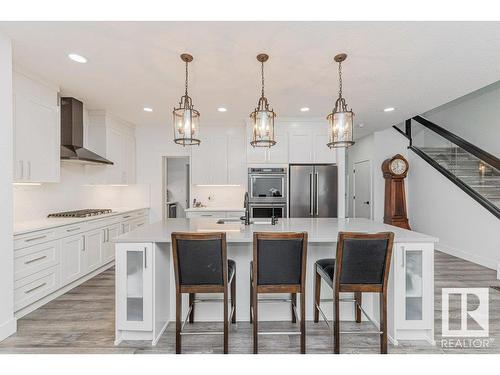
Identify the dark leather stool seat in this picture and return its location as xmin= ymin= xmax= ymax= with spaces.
xmin=315 ymin=258 xmax=335 ymax=287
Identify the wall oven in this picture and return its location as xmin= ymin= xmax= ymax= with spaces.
xmin=249 ymin=203 xmax=287 ymax=219
xmin=248 ymin=167 xmax=287 ymax=203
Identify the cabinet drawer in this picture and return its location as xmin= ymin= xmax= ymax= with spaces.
xmin=14 ymin=229 xmax=57 ymax=250
xmin=14 ymin=266 xmax=59 ymax=311
xmin=186 ymin=211 xmax=225 ymax=218
xmin=15 ymin=241 xmax=60 ymax=281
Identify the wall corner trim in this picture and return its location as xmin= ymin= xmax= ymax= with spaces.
xmin=0 ymin=318 xmax=17 ymax=342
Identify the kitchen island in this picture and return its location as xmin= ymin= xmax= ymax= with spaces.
xmin=114 ymin=218 xmax=438 ymax=346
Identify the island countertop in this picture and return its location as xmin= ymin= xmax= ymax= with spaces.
xmin=114 ymin=217 xmax=438 ymax=243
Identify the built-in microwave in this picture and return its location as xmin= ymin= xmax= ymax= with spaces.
xmin=249 ymin=202 xmax=287 ymax=219
xmin=248 ymin=167 xmax=287 ymax=203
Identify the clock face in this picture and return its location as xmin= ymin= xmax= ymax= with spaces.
xmin=390 ymin=158 xmax=407 ymax=175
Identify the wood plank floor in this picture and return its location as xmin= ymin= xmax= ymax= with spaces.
xmin=1 ymin=251 xmax=499 ymax=354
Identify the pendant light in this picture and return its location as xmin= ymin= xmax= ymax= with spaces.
xmin=173 ymin=53 xmax=200 ymax=146
xmin=250 ymin=54 xmax=276 ymax=147
xmin=327 ymin=53 xmax=355 ymax=148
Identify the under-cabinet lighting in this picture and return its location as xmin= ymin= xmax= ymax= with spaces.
xmin=195 ymin=184 xmax=241 ymax=187
xmin=68 ymin=53 xmax=88 ymax=63
xmin=13 ymin=182 xmax=42 ymax=186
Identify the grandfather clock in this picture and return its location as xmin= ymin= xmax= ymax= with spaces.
xmin=382 ymin=154 xmax=410 ymax=230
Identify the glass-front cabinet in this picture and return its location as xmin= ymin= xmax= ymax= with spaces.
xmin=394 ymin=242 xmax=434 ymax=333
xmin=116 ymin=243 xmax=153 ymax=331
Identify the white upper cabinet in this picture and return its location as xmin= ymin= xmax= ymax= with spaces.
xmin=289 ymin=132 xmax=313 ymax=163
xmin=191 ymin=131 xmax=246 ymax=186
xmin=313 ymin=132 xmax=336 ymax=163
xmin=13 ymin=70 xmax=60 ymax=183
xmin=288 ymin=123 xmax=336 ymax=164
xmin=245 ymin=123 xmax=288 ymax=164
xmin=85 ymin=111 xmax=136 ymax=185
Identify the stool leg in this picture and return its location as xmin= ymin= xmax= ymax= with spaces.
xmin=176 ymin=291 xmax=182 ymax=354
xmin=380 ymin=291 xmax=388 ymax=354
xmin=223 ymin=289 xmax=229 ymax=354
xmin=249 ymin=272 xmax=253 ymax=324
xmin=300 ymin=291 xmax=306 ymax=354
xmin=355 ymin=292 xmax=362 ymax=323
xmin=231 ymin=270 xmax=236 ymax=324
xmin=188 ymin=293 xmax=195 ymax=323
xmin=313 ymin=266 xmax=321 ymax=323
xmin=334 ymin=294 xmax=340 ymax=354
xmin=253 ymin=286 xmax=258 ymax=354
xmin=291 ymin=293 xmax=297 ymax=323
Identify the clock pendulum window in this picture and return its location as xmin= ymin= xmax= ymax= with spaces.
xmin=381 ymin=154 xmax=411 ymax=230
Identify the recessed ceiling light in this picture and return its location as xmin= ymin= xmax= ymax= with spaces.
xmin=358 ymin=123 xmax=365 ymax=128
xmin=384 ymin=107 xmax=395 ymax=112
xmin=143 ymin=107 xmax=153 ymax=112
xmin=300 ymin=107 xmax=310 ymax=112
xmin=68 ymin=53 xmax=88 ymax=63
xmin=217 ymin=107 xmax=227 ymax=112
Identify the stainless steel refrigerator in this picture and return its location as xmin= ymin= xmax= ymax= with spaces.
xmin=289 ymin=164 xmax=338 ymax=217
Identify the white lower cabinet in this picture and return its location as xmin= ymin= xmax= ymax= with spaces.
xmin=60 ymin=234 xmax=85 ymax=286
xmin=14 ymin=209 xmax=150 ymax=316
xmin=391 ymin=242 xmax=434 ymax=343
xmin=116 ymin=243 xmax=153 ymax=331
xmin=84 ymin=229 xmax=103 ymax=273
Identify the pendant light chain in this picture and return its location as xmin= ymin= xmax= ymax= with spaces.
xmin=261 ymin=60 xmax=265 ymax=98
xmin=338 ymin=60 xmax=343 ymax=99
xmin=185 ymin=60 xmax=189 ymax=97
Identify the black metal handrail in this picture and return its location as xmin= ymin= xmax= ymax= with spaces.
xmin=412 ymin=115 xmax=500 ymax=170
xmin=393 ymin=117 xmax=500 ymax=219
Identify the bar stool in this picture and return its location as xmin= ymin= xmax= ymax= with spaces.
xmin=250 ymin=232 xmax=308 ymax=354
xmin=313 ymin=232 xmax=394 ymax=354
xmin=171 ymin=232 xmax=236 ymax=354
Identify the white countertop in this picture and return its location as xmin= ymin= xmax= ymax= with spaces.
xmin=14 ymin=207 xmax=149 ymax=236
xmin=184 ymin=207 xmax=245 ymax=212
xmin=115 ymin=218 xmax=438 ymax=244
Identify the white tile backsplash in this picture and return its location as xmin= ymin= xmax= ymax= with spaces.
xmin=14 ymin=163 xmax=150 ymax=222
xmin=190 ymin=185 xmax=245 ymax=208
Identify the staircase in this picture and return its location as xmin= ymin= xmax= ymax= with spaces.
xmin=394 ymin=115 xmax=500 ymax=219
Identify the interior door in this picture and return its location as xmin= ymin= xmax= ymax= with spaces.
xmin=354 ymin=160 xmax=372 ymax=219
xmin=315 ymin=165 xmax=338 ymax=217
xmin=289 ymin=165 xmax=314 ymax=217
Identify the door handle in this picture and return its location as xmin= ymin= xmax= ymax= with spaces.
xmin=401 ymin=246 xmax=405 ymax=267
xmin=81 ymin=236 xmax=86 ymax=251
xmin=309 ymin=173 xmax=314 ymax=216
xmin=144 ymin=247 xmax=147 ymax=268
xmin=364 ymin=201 xmax=370 ymax=205
xmin=315 ymin=172 xmax=319 ymax=216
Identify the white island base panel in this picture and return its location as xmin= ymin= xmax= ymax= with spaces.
xmin=114 ymin=219 xmax=436 ymax=346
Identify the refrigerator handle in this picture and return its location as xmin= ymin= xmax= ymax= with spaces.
xmin=315 ymin=172 xmax=319 ymax=216
xmin=309 ymin=173 xmax=314 ymax=216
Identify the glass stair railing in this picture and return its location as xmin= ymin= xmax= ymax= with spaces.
xmin=394 ymin=116 xmax=500 ymax=219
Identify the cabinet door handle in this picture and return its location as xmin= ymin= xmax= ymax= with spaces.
xmin=66 ymin=227 xmax=81 ymax=232
xmin=25 ymin=235 xmax=47 ymax=242
xmin=82 ymin=236 xmax=86 ymax=251
xmin=102 ymin=229 xmax=107 ymax=243
xmin=144 ymin=247 xmax=147 ymax=268
xmin=24 ymin=255 xmax=47 ymax=265
xmin=27 ymin=161 xmax=31 ymax=180
xmin=123 ymin=215 xmax=131 ymax=219
xmin=25 ymin=282 xmax=47 ymax=294
xmin=201 ymin=214 xmax=213 ymax=217
xmin=401 ymin=246 xmax=405 ymax=267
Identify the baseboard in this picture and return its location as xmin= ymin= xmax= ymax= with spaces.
xmin=437 ymin=243 xmax=498 ymax=271
xmin=15 ymin=261 xmax=115 ymax=319
xmin=0 ymin=318 xmax=17 ymax=342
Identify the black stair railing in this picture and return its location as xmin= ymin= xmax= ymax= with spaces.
xmin=394 ymin=116 xmax=500 ymax=220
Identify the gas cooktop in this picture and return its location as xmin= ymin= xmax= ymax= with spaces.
xmin=47 ymin=209 xmax=113 ymax=218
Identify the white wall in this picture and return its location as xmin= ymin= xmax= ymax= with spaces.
xmin=0 ymin=33 xmax=16 ymax=341
xmin=423 ymin=80 xmax=500 ymax=157
xmin=408 ymin=151 xmax=500 ymax=270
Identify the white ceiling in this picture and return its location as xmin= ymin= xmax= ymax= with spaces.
xmin=2 ymin=21 xmax=500 ymax=138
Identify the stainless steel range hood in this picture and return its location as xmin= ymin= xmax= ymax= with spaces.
xmin=60 ymin=97 xmax=113 ymax=165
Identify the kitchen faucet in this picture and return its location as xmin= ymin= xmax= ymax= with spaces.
xmin=243 ymin=192 xmax=251 ymax=225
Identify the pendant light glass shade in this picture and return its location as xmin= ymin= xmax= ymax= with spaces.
xmin=250 ymin=54 xmax=276 ymax=147
xmin=327 ymin=53 xmax=355 ymax=148
xmin=173 ymin=54 xmax=201 ymax=146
